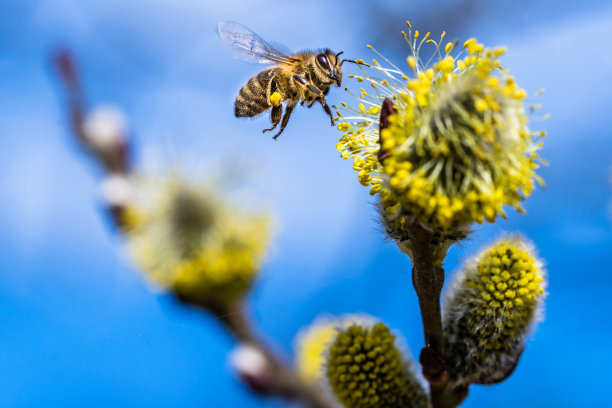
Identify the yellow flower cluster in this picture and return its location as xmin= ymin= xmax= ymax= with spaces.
xmin=124 ymin=173 xmax=269 ymax=311
xmin=444 ymin=236 xmax=546 ymax=385
xmin=471 ymin=239 xmax=545 ymax=321
xmin=294 ymin=314 xmax=375 ymax=384
xmin=294 ymin=319 xmax=337 ymax=384
xmin=326 ymin=322 xmax=428 ymax=408
xmin=335 ymin=24 xmax=545 ymax=232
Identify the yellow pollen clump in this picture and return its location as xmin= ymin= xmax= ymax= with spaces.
xmin=337 ymin=122 xmax=350 ymax=131
xmin=408 ymin=56 xmax=417 ymax=70
xmin=269 ymin=91 xmax=281 ymax=106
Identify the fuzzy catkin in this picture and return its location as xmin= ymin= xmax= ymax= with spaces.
xmin=335 ymin=32 xmax=544 ymax=235
xmin=125 ymin=173 xmax=269 ymax=311
xmin=443 ymin=236 xmax=546 ymax=385
xmin=326 ymin=322 xmax=428 ymax=408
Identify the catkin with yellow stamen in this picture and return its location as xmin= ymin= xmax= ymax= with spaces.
xmin=443 ymin=236 xmax=546 ymax=385
xmin=326 ymin=322 xmax=428 ymax=408
xmin=294 ymin=314 xmax=375 ymax=384
xmin=335 ymin=29 xmax=544 ymax=236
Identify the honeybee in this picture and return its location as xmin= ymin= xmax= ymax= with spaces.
xmin=218 ymin=21 xmax=348 ymax=140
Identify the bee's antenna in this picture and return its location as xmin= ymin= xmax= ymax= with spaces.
xmin=336 ymin=50 xmax=372 ymax=67
xmin=341 ymin=59 xmax=372 ymax=68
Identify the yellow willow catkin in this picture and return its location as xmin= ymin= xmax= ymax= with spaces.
xmin=124 ymin=173 xmax=269 ymax=311
xmin=443 ymin=236 xmax=546 ymax=385
xmin=293 ymin=314 xmax=376 ymax=384
xmin=326 ymin=322 xmax=428 ymax=408
xmin=335 ymin=32 xmax=544 ymax=235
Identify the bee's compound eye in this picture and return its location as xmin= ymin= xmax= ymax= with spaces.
xmin=317 ymin=53 xmax=330 ymax=69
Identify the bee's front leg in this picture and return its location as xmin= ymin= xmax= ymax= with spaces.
xmin=304 ymin=97 xmax=317 ymax=108
xmin=293 ymin=75 xmax=334 ymax=126
xmin=315 ymin=95 xmax=334 ymax=126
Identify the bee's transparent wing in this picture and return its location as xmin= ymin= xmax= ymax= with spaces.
xmin=217 ymin=21 xmax=298 ymax=65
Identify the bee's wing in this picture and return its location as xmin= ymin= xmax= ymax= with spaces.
xmin=217 ymin=21 xmax=299 ymax=65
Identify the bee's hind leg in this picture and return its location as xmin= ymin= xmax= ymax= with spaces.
xmin=262 ymin=104 xmax=282 ymax=133
xmin=272 ymin=102 xmax=295 ymax=140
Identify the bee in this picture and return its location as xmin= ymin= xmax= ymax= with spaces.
xmin=218 ymin=21 xmax=349 ymax=140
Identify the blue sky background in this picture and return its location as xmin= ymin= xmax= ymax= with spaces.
xmin=1 ymin=0 xmax=612 ymax=406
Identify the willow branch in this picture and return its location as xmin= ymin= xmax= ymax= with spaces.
xmin=54 ymin=49 xmax=334 ymax=408
xmin=408 ymin=223 xmax=468 ymax=408
xmin=215 ymin=302 xmax=335 ymax=408
xmin=407 ymin=224 xmax=446 ymax=371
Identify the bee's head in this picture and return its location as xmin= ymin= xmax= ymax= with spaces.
xmin=315 ymin=49 xmax=343 ymax=87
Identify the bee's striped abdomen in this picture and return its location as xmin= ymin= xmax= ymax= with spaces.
xmin=235 ymin=69 xmax=276 ymax=118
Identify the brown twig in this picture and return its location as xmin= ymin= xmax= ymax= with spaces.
xmin=53 ymin=49 xmax=333 ymax=408
xmin=408 ymin=223 xmax=467 ymax=408
xmin=53 ymin=50 xmax=131 ymax=175
xmin=216 ymin=302 xmax=335 ymax=408
xmin=53 ymin=49 xmax=131 ymax=228
xmin=379 ymin=98 xmax=467 ymax=408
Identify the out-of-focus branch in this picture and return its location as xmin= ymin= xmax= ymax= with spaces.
xmin=52 ymin=49 xmax=333 ymax=408
xmin=219 ymin=303 xmax=336 ymax=408
xmin=53 ymin=50 xmax=131 ymax=176
xmin=53 ymin=50 xmax=132 ymax=227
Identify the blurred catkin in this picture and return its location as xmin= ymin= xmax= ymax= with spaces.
xmin=124 ymin=173 xmax=269 ymax=311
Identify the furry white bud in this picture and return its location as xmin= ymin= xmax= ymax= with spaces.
xmin=229 ymin=344 xmax=271 ymax=393
xmin=99 ymin=174 xmax=132 ymax=208
xmin=83 ymin=106 xmax=126 ymax=153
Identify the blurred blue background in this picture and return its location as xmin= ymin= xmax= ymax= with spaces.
xmin=2 ymin=0 xmax=612 ymax=406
